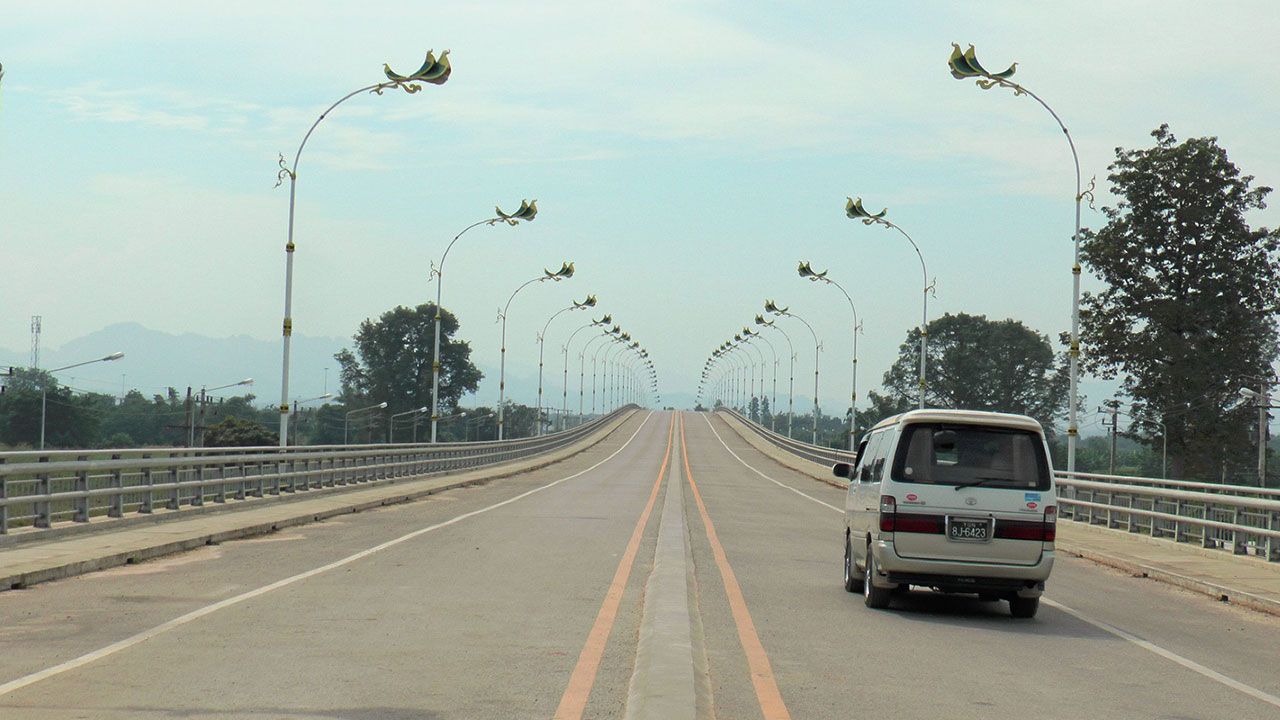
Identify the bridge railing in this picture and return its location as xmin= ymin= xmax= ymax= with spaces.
xmin=0 ymin=407 xmax=633 ymax=535
xmin=717 ymin=409 xmax=1280 ymax=563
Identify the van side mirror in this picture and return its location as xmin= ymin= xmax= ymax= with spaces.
xmin=832 ymin=462 xmax=853 ymax=479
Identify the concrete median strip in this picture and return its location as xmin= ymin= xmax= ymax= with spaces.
xmin=0 ymin=411 xmax=637 ymax=593
xmin=624 ymin=423 xmax=698 ymax=720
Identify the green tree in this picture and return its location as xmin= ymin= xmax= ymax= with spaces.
xmin=336 ymin=303 xmax=483 ymax=418
xmin=1080 ymin=125 xmax=1280 ymax=479
xmin=0 ymin=368 xmax=101 ymax=449
xmin=203 ymin=416 xmax=277 ymax=447
xmin=881 ymin=313 xmax=1067 ymax=433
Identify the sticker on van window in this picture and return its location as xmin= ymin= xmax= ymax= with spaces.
xmin=1024 ymin=492 xmax=1042 ymax=503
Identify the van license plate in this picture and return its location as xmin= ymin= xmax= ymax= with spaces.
xmin=948 ymin=518 xmax=990 ymax=542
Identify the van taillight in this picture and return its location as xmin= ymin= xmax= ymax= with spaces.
xmin=1044 ymin=505 xmax=1057 ymax=542
xmin=878 ymin=495 xmax=896 ymax=532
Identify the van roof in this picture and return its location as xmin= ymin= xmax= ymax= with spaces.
xmin=866 ymin=408 xmax=1045 ymax=435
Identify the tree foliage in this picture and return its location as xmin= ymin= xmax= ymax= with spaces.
xmin=882 ymin=313 xmax=1067 ymax=433
xmin=1080 ymin=125 xmax=1280 ymax=479
xmin=336 ymin=303 xmax=483 ymax=419
xmin=203 ymin=416 xmax=277 ymax=447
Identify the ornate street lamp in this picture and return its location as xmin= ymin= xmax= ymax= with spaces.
xmin=275 ymin=51 xmax=451 ymax=447
xmin=562 ymin=314 xmax=610 ymax=429
xmin=798 ymin=260 xmax=862 ymax=448
xmin=766 ymin=300 xmax=822 ymax=444
xmin=429 ymin=199 xmax=538 ymax=443
xmin=846 ymin=197 xmax=932 ymax=410
xmin=947 ymin=43 xmax=1093 ymax=473
xmin=535 ymin=294 xmax=595 ymax=435
xmin=756 ymin=313 xmax=796 ymax=438
xmin=742 ymin=326 xmax=778 ymax=431
xmin=496 ymin=261 xmax=574 ymax=439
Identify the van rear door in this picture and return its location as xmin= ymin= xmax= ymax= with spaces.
xmin=884 ymin=423 xmax=1053 ymax=566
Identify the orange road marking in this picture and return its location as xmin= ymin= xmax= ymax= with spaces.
xmin=553 ymin=412 xmax=675 ymax=720
xmin=680 ymin=412 xmax=792 ymax=720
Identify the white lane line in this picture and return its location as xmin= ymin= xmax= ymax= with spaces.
xmin=1042 ymin=598 xmax=1280 ymax=710
xmin=701 ymin=413 xmax=1280 ymax=710
xmin=699 ymin=413 xmax=842 ymax=513
xmin=0 ymin=411 xmax=655 ymax=700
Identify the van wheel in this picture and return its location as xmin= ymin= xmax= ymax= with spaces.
xmin=843 ymin=534 xmax=863 ymax=593
xmin=1009 ymin=596 xmax=1039 ymax=619
xmin=863 ymin=546 xmax=893 ymax=609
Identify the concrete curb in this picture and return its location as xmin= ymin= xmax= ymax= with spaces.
xmin=1 ymin=411 xmax=638 ymax=592
xmin=713 ymin=411 xmax=1280 ymax=618
xmin=1056 ymin=527 xmax=1280 ymax=618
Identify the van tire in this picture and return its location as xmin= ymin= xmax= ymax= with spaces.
xmin=863 ymin=547 xmax=893 ymax=609
xmin=843 ymin=534 xmax=863 ymax=593
xmin=1009 ymin=596 xmax=1039 ymax=619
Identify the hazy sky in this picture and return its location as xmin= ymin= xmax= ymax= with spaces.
xmin=2 ymin=1 xmax=1278 ymax=429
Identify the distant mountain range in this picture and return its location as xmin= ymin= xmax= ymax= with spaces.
xmin=0 ymin=322 xmax=552 ymax=410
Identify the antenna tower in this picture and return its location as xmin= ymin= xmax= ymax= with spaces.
xmin=30 ymin=316 xmax=41 ymax=369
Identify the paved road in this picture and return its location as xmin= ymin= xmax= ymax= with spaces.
xmin=1 ymin=410 xmax=1278 ymax=719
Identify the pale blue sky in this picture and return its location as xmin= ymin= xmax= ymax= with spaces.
xmin=2 ymin=1 xmax=1278 ymax=426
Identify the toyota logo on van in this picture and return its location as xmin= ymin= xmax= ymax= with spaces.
xmin=964 ymin=497 xmax=977 ymax=506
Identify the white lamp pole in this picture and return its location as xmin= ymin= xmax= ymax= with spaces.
xmin=276 ymin=52 xmax=451 ymax=448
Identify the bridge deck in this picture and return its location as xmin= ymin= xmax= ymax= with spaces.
xmin=0 ymin=410 xmax=1277 ymax=719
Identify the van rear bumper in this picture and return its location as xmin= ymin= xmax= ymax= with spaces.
xmin=873 ymin=540 xmax=1053 ymax=596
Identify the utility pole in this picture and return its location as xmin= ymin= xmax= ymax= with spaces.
xmin=1258 ymin=380 xmax=1270 ymax=487
xmin=1100 ymin=401 xmax=1120 ymax=474
xmin=185 ymin=387 xmax=195 ymax=448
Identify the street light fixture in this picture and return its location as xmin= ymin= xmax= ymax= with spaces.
xmin=429 ymin=199 xmax=538 ymax=443
xmin=389 ymin=406 xmax=430 ymax=443
xmin=563 ymin=314 xmax=610 ymax=429
xmin=344 ymin=401 xmax=388 ymax=444
xmin=756 ymin=313 xmax=796 ymax=438
xmin=536 ymin=294 xmax=595 ymax=435
xmin=767 ymin=299 xmax=822 ymax=444
xmin=275 ymin=51 xmax=451 ymax=448
xmin=191 ymin=377 xmax=255 ymax=447
xmin=39 ymin=352 xmax=126 ymax=450
xmin=743 ymin=326 xmax=778 ymax=432
xmin=497 ymin=261 xmax=574 ymax=439
xmin=799 ymin=260 xmax=862 ymax=449
xmin=947 ymin=42 xmax=1093 ymax=474
xmin=290 ymin=392 xmax=333 ymax=445
xmin=846 ymin=197 xmax=932 ymax=410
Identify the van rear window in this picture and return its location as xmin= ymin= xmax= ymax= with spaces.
xmin=889 ymin=423 xmax=1051 ymax=490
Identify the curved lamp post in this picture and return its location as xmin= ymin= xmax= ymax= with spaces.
xmin=846 ymin=197 xmax=932 ymax=410
xmin=581 ymin=327 xmax=615 ymax=417
xmin=40 ymin=352 xmax=125 ymax=450
xmin=275 ymin=51 xmax=451 ymax=447
xmin=497 ymin=261 xmax=574 ymax=439
xmin=947 ymin=43 xmax=1091 ymax=473
xmin=743 ymin=327 xmax=778 ymax=431
xmin=591 ymin=331 xmax=622 ymax=413
xmin=563 ymin=314 xmax=610 ymax=429
xmin=290 ymin=392 xmax=333 ymax=445
xmin=536 ymin=294 xmax=595 ymax=435
xmin=766 ymin=300 xmax=821 ymax=444
xmin=736 ymin=333 xmax=765 ymax=417
xmin=429 ymin=199 xmax=538 ymax=443
xmin=799 ymin=260 xmax=862 ymax=449
xmin=192 ymin=377 xmax=254 ymax=447
xmin=756 ymin=314 xmax=795 ymax=437
xmin=389 ymin=405 xmax=429 ymax=443
xmin=345 ymin=401 xmax=388 ymax=444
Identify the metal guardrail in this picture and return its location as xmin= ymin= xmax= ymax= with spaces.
xmin=0 ymin=407 xmax=634 ymax=535
xmin=719 ymin=409 xmax=1280 ymax=562
xmin=718 ymin=409 xmax=857 ymax=466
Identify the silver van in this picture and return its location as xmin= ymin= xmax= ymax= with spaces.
xmin=835 ymin=409 xmax=1057 ymax=618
